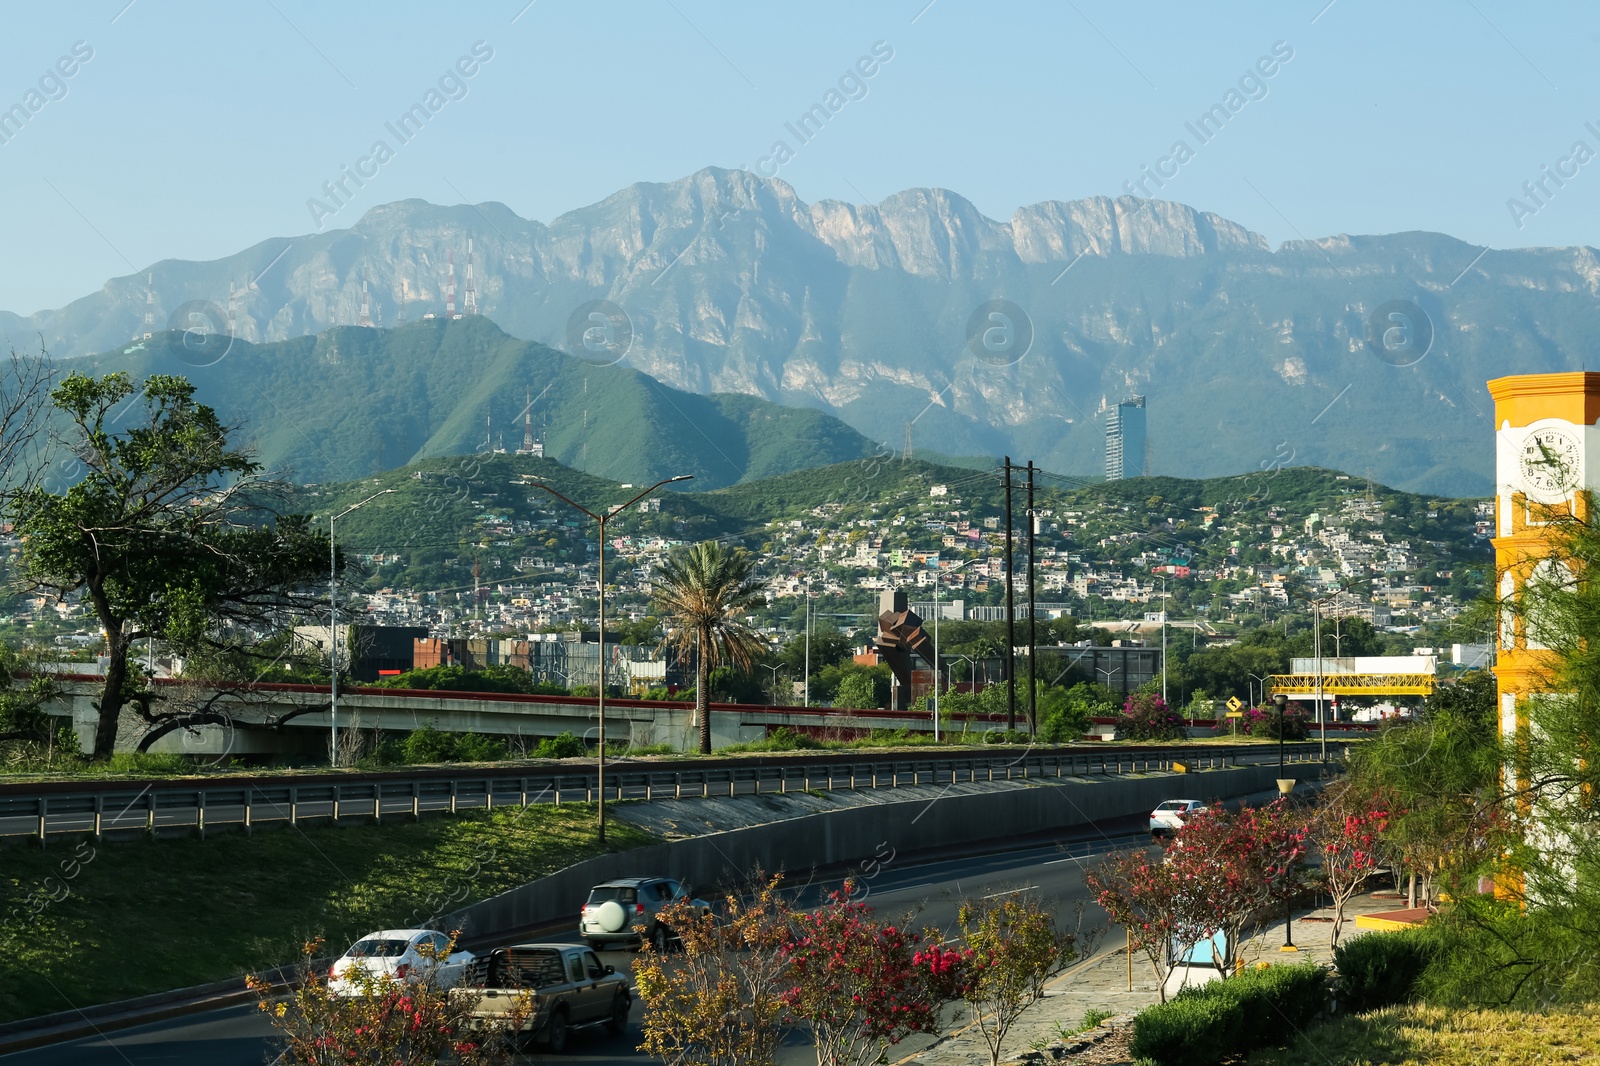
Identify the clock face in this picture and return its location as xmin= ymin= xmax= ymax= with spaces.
xmin=1518 ymin=427 xmax=1582 ymax=494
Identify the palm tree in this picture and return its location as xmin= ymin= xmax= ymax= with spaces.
xmin=650 ymin=540 xmax=769 ymax=753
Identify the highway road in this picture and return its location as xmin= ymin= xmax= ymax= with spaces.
xmin=5 ymin=798 xmax=1289 ymax=1066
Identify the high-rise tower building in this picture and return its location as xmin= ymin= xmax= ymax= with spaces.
xmin=1105 ymin=395 xmax=1147 ymax=481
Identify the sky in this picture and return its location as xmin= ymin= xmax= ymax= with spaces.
xmin=2 ymin=0 xmax=1599 ymax=314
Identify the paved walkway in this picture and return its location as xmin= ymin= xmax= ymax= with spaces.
xmin=898 ymin=885 xmax=1415 ymax=1065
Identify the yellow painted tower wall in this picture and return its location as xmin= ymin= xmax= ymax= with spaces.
xmin=1487 ymin=374 xmax=1600 ymax=839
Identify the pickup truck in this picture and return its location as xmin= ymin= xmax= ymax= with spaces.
xmin=457 ymin=942 xmax=630 ymax=1052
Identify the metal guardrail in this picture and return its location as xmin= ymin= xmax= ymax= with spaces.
xmin=0 ymin=742 xmax=1339 ymax=843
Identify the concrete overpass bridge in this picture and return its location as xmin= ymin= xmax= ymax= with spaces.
xmin=41 ymin=675 xmax=1001 ymax=758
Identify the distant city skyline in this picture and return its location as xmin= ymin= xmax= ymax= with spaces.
xmin=3 ymin=1 xmax=1599 ymax=313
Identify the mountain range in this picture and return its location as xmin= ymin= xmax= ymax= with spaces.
xmin=10 ymin=167 xmax=1596 ymax=495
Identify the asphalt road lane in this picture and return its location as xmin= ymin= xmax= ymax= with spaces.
xmin=0 ymin=819 xmax=1157 ymax=1066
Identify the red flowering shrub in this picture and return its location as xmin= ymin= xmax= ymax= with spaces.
xmin=1241 ymin=701 xmax=1311 ymax=739
xmin=782 ymin=883 xmax=948 ymax=1066
xmin=248 ymin=935 xmax=529 ymax=1065
xmin=1308 ymin=780 xmax=1398 ymax=945
xmin=1117 ymin=693 xmax=1188 ymax=741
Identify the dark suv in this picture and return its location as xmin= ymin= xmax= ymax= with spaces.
xmin=579 ymin=877 xmax=708 ymax=951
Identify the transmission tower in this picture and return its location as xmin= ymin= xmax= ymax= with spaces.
xmin=462 ymin=237 xmax=478 ymax=315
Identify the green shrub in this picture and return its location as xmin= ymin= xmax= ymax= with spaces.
xmin=104 ymin=752 xmax=190 ymax=775
xmin=533 ymin=732 xmax=586 ymax=759
xmin=452 ymin=732 xmax=508 ymax=762
xmin=1129 ymin=993 xmax=1242 ymax=1066
xmin=1334 ymin=928 xmax=1437 ymax=1014
xmin=399 ymin=725 xmax=457 ymax=764
xmin=765 ymin=726 xmax=821 ymax=750
xmin=1132 ymin=963 xmax=1326 ymax=1064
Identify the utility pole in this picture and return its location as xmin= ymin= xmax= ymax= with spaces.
xmin=1026 ymin=460 xmax=1037 ymax=733
xmin=1315 ymin=602 xmax=1326 ymax=762
xmin=328 ymin=489 xmax=396 ymax=766
xmin=933 ymin=565 xmax=941 ymax=741
xmin=1161 ymin=577 xmax=1168 ymax=707
xmin=804 ymin=589 xmax=811 ymax=707
xmin=523 ymin=474 xmax=693 ymax=842
xmin=1003 ymin=457 xmax=1016 ymax=731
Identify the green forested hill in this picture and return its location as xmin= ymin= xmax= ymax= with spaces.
xmin=68 ymin=317 xmax=880 ymax=489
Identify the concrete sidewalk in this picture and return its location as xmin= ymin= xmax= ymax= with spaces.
xmin=899 ymin=884 xmax=1411 ymax=1065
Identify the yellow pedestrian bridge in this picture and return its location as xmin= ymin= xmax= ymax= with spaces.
xmin=1268 ymin=672 xmax=1436 ymax=697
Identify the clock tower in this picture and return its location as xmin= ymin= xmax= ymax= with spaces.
xmin=1488 ymin=373 xmax=1600 ymax=848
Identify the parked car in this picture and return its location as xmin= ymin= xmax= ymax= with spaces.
xmin=456 ymin=943 xmax=630 ymax=1052
xmin=579 ymin=877 xmax=710 ymax=950
xmin=1149 ymin=799 xmax=1206 ymax=837
xmin=328 ymin=929 xmax=474 ymax=996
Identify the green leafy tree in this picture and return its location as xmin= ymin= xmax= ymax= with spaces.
xmin=950 ymin=894 xmax=1089 ymax=1066
xmin=651 ymin=540 xmax=769 ymax=753
xmin=0 ymin=644 xmax=70 ymax=761
xmin=778 ymin=622 xmax=853 ymax=691
xmin=1347 ymin=670 xmax=1500 ymax=906
xmin=10 ymin=373 xmax=330 ymax=758
xmin=833 ymin=669 xmax=879 ymax=710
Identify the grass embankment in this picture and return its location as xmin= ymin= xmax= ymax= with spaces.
xmin=0 ymin=729 xmax=1317 ymax=784
xmin=0 ymin=804 xmax=655 ymax=1025
xmin=1248 ymin=1003 xmax=1600 ymax=1065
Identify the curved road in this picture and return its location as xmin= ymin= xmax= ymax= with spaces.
xmin=0 ymin=808 xmax=1196 ymax=1066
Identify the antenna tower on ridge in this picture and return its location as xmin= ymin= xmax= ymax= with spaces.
xmin=520 ymin=385 xmax=539 ymax=454
xmin=359 ymin=276 xmax=373 ymax=328
xmin=463 ymin=237 xmax=478 ymax=315
xmin=446 ymin=253 xmax=458 ymax=319
xmin=142 ymin=272 xmax=155 ymax=339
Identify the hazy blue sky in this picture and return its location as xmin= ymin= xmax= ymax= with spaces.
xmin=2 ymin=0 xmax=1598 ymax=313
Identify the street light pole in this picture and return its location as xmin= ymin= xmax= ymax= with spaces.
xmin=1248 ymin=672 xmax=1268 ymax=712
xmin=328 ymin=488 xmax=396 ymax=767
xmin=1161 ymin=576 xmax=1168 ymax=707
xmin=1274 ymin=691 xmax=1287 ymax=778
xmin=761 ymin=663 xmax=783 ymax=707
xmin=1272 ymin=690 xmax=1296 ymax=950
xmin=1314 ymin=603 xmax=1326 ymax=763
xmin=525 ymin=473 xmax=693 ymax=845
xmin=933 ymin=565 xmax=941 ymax=741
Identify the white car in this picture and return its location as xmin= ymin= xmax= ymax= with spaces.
xmin=328 ymin=929 xmax=475 ymax=996
xmin=1149 ymin=799 xmax=1206 ymax=837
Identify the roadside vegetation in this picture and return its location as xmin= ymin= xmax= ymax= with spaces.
xmin=0 ymin=803 xmax=654 ymax=1025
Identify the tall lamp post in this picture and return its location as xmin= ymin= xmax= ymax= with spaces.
xmin=803 ymin=588 xmax=812 ymax=708
xmin=932 ymin=559 xmax=970 ymax=742
xmin=329 ymin=488 xmax=396 ymax=766
xmin=761 ymin=663 xmax=784 ymax=707
xmin=525 ymin=474 xmax=693 ymax=844
xmin=1272 ymin=690 xmax=1297 ymax=950
xmin=1160 ymin=577 xmax=1168 ymax=706
xmin=1248 ymin=672 xmax=1269 ymax=712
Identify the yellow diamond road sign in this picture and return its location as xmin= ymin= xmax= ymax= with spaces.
xmin=1226 ymin=696 xmax=1242 ymax=712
